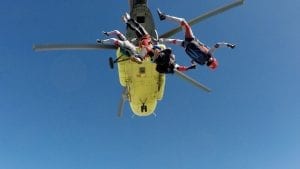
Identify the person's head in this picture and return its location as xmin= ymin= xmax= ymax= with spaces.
xmin=139 ymin=34 xmax=152 ymax=47
xmin=207 ymin=57 xmax=218 ymax=70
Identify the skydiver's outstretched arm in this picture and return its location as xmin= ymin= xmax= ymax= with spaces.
xmin=159 ymin=38 xmax=184 ymax=47
xmin=208 ymin=42 xmax=236 ymax=54
xmin=128 ymin=19 xmax=149 ymax=37
xmin=102 ymin=30 xmax=127 ymax=41
xmin=98 ymin=38 xmax=138 ymax=56
xmin=175 ymin=63 xmax=197 ymax=72
xmin=172 ymin=54 xmax=196 ymax=72
xmin=98 ymin=38 xmax=123 ymax=47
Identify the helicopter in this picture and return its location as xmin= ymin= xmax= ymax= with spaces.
xmin=33 ymin=0 xmax=244 ymax=117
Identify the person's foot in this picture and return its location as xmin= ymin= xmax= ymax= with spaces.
xmin=157 ymin=9 xmax=166 ymax=20
xmin=122 ymin=15 xmax=128 ymax=23
xmin=102 ymin=31 xmax=109 ymax=37
xmin=96 ymin=39 xmax=102 ymax=44
xmin=125 ymin=12 xmax=130 ymax=20
xmin=227 ymin=44 xmax=236 ymax=49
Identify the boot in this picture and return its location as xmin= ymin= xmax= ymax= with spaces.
xmin=227 ymin=44 xmax=236 ymax=49
xmin=157 ymin=9 xmax=166 ymax=20
xmin=96 ymin=39 xmax=102 ymax=44
xmin=102 ymin=31 xmax=109 ymax=37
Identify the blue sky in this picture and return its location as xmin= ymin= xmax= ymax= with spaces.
xmin=1 ymin=0 xmax=300 ymax=169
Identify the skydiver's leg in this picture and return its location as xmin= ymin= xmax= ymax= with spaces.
xmin=99 ymin=38 xmax=138 ymax=53
xmin=121 ymin=41 xmax=139 ymax=55
xmin=126 ymin=19 xmax=149 ymax=38
xmin=130 ymin=19 xmax=149 ymax=36
xmin=159 ymin=38 xmax=184 ymax=47
xmin=157 ymin=9 xmax=195 ymax=39
xmin=121 ymin=40 xmax=143 ymax=63
xmin=97 ymin=38 xmax=124 ymax=47
xmin=122 ymin=13 xmax=144 ymax=38
xmin=99 ymin=38 xmax=139 ymax=56
xmin=100 ymin=38 xmax=142 ymax=63
xmin=208 ymin=42 xmax=236 ymax=54
xmin=103 ymin=30 xmax=127 ymax=41
xmin=126 ymin=21 xmax=143 ymax=38
xmin=168 ymin=16 xmax=194 ymax=39
xmin=122 ymin=12 xmax=149 ymax=38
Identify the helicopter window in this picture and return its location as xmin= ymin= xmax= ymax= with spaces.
xmin=136 ymin=16 xmax=145 ymax=23
xmin=139 ymin=67 xmax=145 ymax=74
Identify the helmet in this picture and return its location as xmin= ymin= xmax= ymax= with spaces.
xmin=208 ymin=57 xmax=218 ymax=70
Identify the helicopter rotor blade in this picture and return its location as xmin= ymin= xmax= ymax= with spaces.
xmin=117 ymin=87 xmax=128 ymax=117
xmin=174 ymin=69 xmax=211 ymax=93
xmin=33 ymin=44 xmax=116 ymax=52
xmin=159 ymin=0 xmax=244 ymax=38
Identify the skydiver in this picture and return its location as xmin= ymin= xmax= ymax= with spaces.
xmin=96 ymin=30 xmax=144 ymax=64
xmin=122 ymin=13 xmax=153 ymax=54
xmin=120 ymin=13 xmax=195 ymax=73
xmin=122 ymin=13 xmax=195 ymax=73
xmin=157 ymin=9 xmax=236 ymax=70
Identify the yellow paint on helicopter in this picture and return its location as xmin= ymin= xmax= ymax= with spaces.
xmin=116 ymin=45 xmax=166 ymax=116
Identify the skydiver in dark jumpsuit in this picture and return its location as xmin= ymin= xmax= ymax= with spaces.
xmin=157 ymin=9 xmax=236 ymax=70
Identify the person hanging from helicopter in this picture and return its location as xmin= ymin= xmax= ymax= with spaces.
xmin=120 ymin=13 xmax=195 ymax=74
xmin=122 ymin=12 xmax=154 ymax=56
xmin=96 ymin=30 xmax=144 ymax=64
xmin=151 ymin=46 xmax=196 ymax=74
xmin=156 ymin=9 xmax=236 ymax=70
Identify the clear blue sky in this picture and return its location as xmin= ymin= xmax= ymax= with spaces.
xmin=1 ymin=0 xmax=300 ymax=169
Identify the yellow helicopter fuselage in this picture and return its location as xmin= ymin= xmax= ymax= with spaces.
xmin=117 ymin=47 xmax=165 ymax=116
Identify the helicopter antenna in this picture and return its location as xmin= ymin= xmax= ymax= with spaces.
xmin=117 ymin=87 xmax=128 ymax=117
xmin=152 ymin=112 xmax=157 ymax=117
